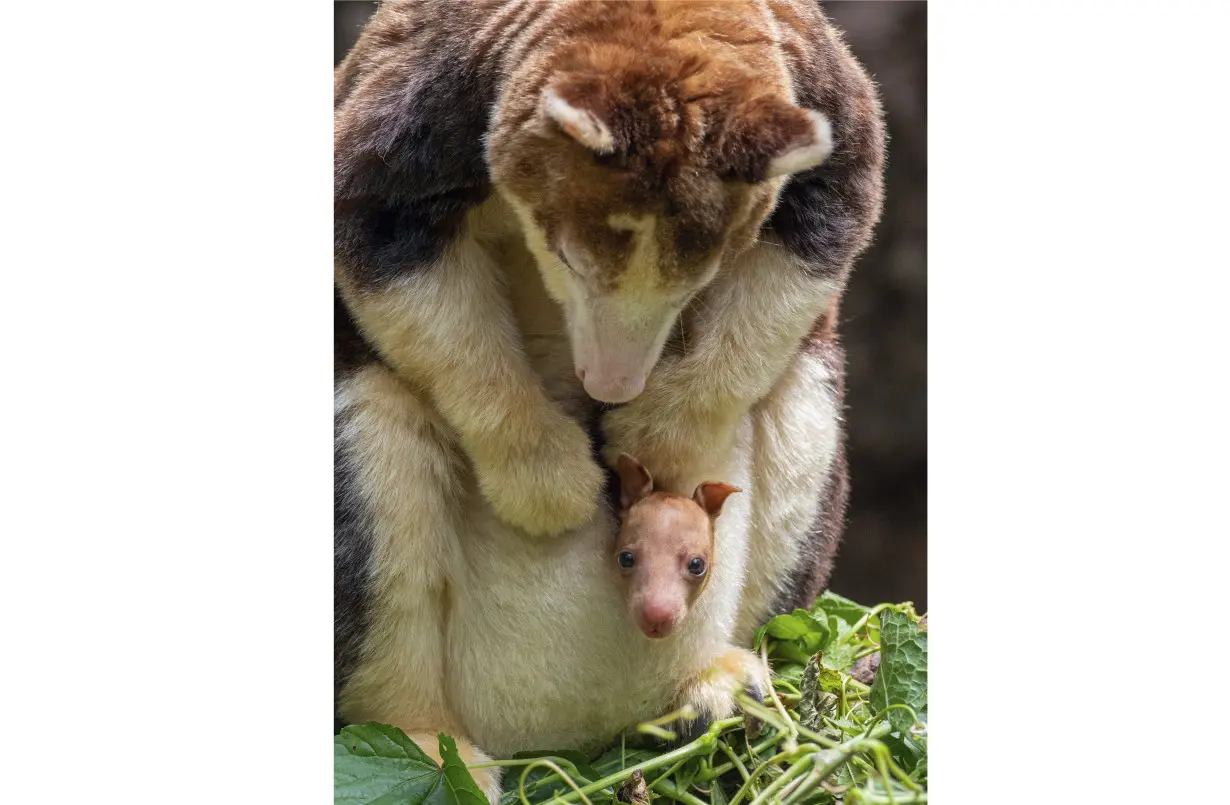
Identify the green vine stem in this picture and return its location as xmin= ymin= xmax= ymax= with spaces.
xmin=759 ymin=644 xmax=798 ymax=751
xmin=655 ymin=777 xmax=711 ymax=805
xmin=647 ymin=757 xmax=690 ymax=791
xmin=836 ymin=604 xmax=902 ymax=647
xmin=700 ymin=734 xmax=779 ymax=782
xmin=538 ymin=719 xmax=726 ymax=805
xmin=744 ymin=754 xmax=816 ymax=805
xmin=716 ymin=740 xmax=750 ymax=782
xmin=516 ymin=760 xmax=594 ymax=805
xmin=726 ymin=745 xmax=820 ymax=805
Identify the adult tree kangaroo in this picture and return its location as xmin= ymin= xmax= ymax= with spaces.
xmin=335 ymin=1 xmax=885 ymax=799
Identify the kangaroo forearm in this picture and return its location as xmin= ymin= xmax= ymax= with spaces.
xmin=337 ymin=245 xmax=552 ymax=447
xmin=672 ymin=245 xmax=838 ymax=412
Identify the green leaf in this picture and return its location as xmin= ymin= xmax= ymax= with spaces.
xmin=879 ymin=731 xmax=926 ymax=776
xmin=831 ymin=757 xmax=857 ymax=791
xmin=818 ymin=642 xmax=861 ymax=675
xmin=335 ymin=724 xmax=487 ymax=805
xmin=762 ymin=609 xmax=830 ymax=668
xmin=868 ymin=611 xmax=928 ymax=734
xmin=811 ymin=591 xmax=870 ymax=627
xmin=766 ymin=610 xmax=829 ymax=648
xmin=773 ymin=663 xmax=804 ymax=687
xmin=752 ymin=623 xmax=770 ymax=651
xmin=440 ymin=735 xmax=490 ymax=805
xmin=797 ymin=654 xmax=842 ymax=740
xmin=770 ymin=640 xmax=816 ymax=666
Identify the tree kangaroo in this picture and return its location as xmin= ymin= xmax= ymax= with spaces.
xmin=335 ymin=1 xmax=884 ymax=799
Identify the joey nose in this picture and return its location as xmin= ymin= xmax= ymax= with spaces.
xmin=638 ymin=601 xmax=677 ymax=638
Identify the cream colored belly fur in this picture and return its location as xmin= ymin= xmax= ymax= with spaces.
xmin=336 ymin=201 xmax=841 ymax=759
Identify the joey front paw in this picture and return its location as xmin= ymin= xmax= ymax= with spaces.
xmin=472 ymin=414 xmax=602 ymax=537
xmin=672 ymin=648 xmax=770 ymax=744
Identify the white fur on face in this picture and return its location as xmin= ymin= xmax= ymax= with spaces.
xmin=567 ymin=289 xmax=681 ymax=403
xmin=562 ymin=214 xmax=718 ymax=404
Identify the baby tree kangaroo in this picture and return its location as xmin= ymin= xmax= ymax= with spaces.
xmin=614 ymin=453 xmax=767 ymax=740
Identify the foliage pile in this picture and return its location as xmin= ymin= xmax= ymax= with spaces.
xmin=336 ymin=592 xmax=927 ymax=805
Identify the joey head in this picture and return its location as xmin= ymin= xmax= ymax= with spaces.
xmin=612 ymin=453 xmax=740 ymax=638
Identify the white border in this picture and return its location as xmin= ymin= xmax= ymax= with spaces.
xmin=3 ymin=1 xmax=1230 ymax=802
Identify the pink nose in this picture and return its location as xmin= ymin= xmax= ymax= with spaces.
xmin=581 ymin=372 xmax=646 ymax=404
xmin=638 ymin=601 xmax=677 ymax=638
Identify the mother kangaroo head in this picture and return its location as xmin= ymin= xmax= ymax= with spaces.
xmin=488 ymin=42 xmax=832 ymax=403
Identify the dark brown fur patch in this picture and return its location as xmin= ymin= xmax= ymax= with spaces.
xmin=335 ymin=288 xmax=374 ymax=379
xmin=766 ymin=0 xmax=887 ymax=279
xmin=334 ymin=2 xmax=506 ymax=287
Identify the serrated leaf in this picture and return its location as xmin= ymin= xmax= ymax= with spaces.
xmin=868 ymin=611 xmax=928 ymax=734
xmin=797 ymin=655 xmax=842 ymax=740
xmin=832 ymin=759 xmax=856 ymax=789
xmin=440 ymin=735 xmax=489 ymax=805
xmin=335 ymin=724 xmax=487 ymax=805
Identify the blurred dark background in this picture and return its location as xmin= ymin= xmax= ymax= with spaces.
xmin=333 ymin=2 xmax=926 ymax=612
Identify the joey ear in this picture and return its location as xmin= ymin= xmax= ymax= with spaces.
xmin=616 ymin=453 xmax=654 ymax=509
xmin=693 ymin=482 xmax=741 ymax=518
xmin=543 ymin=83 xmax=615 ymax=154
xmin=764 ymin=109 xmax=834 ymax=178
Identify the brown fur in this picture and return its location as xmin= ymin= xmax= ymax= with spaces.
xmin=488 ymin=0 xmax=828 ymax=292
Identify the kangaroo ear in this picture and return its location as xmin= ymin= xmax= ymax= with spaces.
xmin=764 ymin=109 xmax=834 ymax=178
xmin=693 ymin=482 xmax=742 ymax=518
xmin=616 ymin=453 xmax=654 ymax=509
xmin=719 ymin=96 xmax=834 ymax=182
xmin=543 ymin=80 xmax=616 ymax=154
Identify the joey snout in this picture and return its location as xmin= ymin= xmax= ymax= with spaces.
xmin=633 ymin=594 xmax=688 ymax=639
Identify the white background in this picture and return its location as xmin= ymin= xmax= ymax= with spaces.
xmin=2 ymin=0 xmax=1227 ymax=802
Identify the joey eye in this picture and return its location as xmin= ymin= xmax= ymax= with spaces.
xmin=687 ymin=557 xmax=707 ymax=577
xmin=618 ymin=551 xmax=636 ymax=569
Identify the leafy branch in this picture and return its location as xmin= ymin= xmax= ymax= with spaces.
xmin=335 ymin=592 xmax=928 ymax=805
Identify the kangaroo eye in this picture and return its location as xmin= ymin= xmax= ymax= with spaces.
xmin=618 ymin=551 xmax=635 ymax=569
xmin=557 ymin=253 xmax=582 ymax=277
xmin=687 ymin=557 xmax=706 ymax=577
